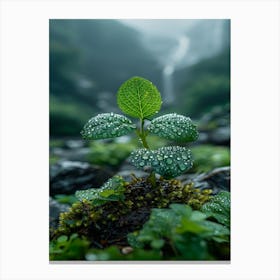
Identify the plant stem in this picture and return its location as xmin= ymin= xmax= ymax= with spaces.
xmin=138 ymin=118 xmax=157 ymax=187
xmin=138 ymin=118 xmax=150 ymax=149
xmin=147 ymin=171 xmax=157 ymax=187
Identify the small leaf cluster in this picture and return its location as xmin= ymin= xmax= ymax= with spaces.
xmin=128 ymin=192 xmax=230 ymax=260
xmin=80 ymin=76 xmax=199 ymax=179
xmin=49 ymin=233 xmax=90 ymax=260
xmin=75 ymin=176 xmax=126 ymax=206
xmin=201 ymin=191 xmax=230 ymax=227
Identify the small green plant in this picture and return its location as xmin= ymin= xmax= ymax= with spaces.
xmin=127 ymin=200 xmax=230 ymax=260
xmin=49 ymin=233 xmax=90 ymax=260
xmin=81 ymin=76 xmax=198 ymax=182
xmin=50 ymin=79 xmax=231 ymax=261
xmin=52 ymin=190 xmax=229 ymax=261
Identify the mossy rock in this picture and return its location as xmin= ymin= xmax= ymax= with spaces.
xmin=53 ymin=177 xmax=212 ymax=248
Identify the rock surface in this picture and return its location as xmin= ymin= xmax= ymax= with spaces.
xmin=49 ymin=197 xmax=70 ymax=229
xmin=50 ymin=160 xmax=113 ymax=196
xmin=119 ymin=160 xmax=230 ymax=194
xmin=178 ymin=166 xmax=230 ymax=194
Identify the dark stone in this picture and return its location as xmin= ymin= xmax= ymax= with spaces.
xmin=64 ymin=140 xmax=86 ymax=149
xmin=51 ymin=147 xmax=91 ymax=162
xmin=209 ymin=127 xmax=230 ymax=146
xmin=49 ymin=197 xmax=70 ymax=229
xmin=50 ymin=160 xmax=113 ymax=195
xmin=178 ymin=166 xmax=230 ymax=194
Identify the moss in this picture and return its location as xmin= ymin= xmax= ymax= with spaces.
xmin=49 ymin=155 xmax=59 ymax=165
xmin=54 ymin=177 xmax=212 ymax=247
xmin=191 ymin=144 xmax=230 ymax=172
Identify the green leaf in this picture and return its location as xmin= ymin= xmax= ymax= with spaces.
xmin=57 ymin=235 xmax=68 ymax=243
xmin=200 ymin=220 xmax=230 ymax=242
xmin=54 ymin=194 xmax=78 ymax=205
xmin=80 ymin=113 xmax=136 ymax=140
xmin=173 ymin=233 xmax=209 ymax=260
xmin=151 ymin=239 xmax=165 ymax=249
xmin=170 ymin=203 xmax=192 ymax=218
xmin=127 ymin=232 xmax=144 ymax=249
xmin=75 ymin=176 xmax=126 ymax=206
xmin=191 ymin=211 xmax=208 ymax=221
xmin=129 ymin=146 xmax=193 ymax=178
xmin=179 ymin=219 xmax=210 ymax=234
xmin=117 ymin=76 xmax=162 ymax=119
xmin=50 ymin=234 xmax=90 ymax=261
xmin=147 ymin=113 xmax=199 ymax=142
xmin=128 ymin=203 xmax=226 ymax=260
xmin=201 ymin=191 xmax=230 ymax=227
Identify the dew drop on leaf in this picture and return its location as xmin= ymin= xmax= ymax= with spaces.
xmin=179 ymin=163 xmax=186 ymax=171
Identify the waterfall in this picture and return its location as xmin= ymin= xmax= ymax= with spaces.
xmin=162 ymin=35 xmax=189 ymax=105
xmin=162 ymin=65 xmax=174 ymax=104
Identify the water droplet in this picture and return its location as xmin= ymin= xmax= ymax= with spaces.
xmin=166 ymin=158 xmax=173 ymax=164
xmin=139 ymin=161 xmax=145 ymax=167
xmin=179 ymin=163 xmax=186 ymax=171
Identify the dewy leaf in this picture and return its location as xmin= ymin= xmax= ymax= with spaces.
xmin=129 ymin=146 xmax=193 ymax=178
xmin=75 ymin=176 xmax=126 ymax=206
xmin=201 ymin=191 xmax=230 ymax=227
xmin=128 ymin=203 xmax=228 ymax=260
xmin=147 ymin=113 xmax=199 ymax=142
xmin=80 ymin=113 xmax=136 ymax=140
xmin=117 ymin=76 xmax=162 ymax=119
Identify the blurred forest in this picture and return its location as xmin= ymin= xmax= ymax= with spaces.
xmin=50 ymin=19 xmax=230 ymax=137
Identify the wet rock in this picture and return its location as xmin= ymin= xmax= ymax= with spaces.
xmin=64 ymin=140 xmax=86 ymax=149
xmin=178 ymin=166 xmax=230 ymax=194
xmin=51 ymin=147 xmax=91 ymax=162
xmin=50 ymin=160 xmax=113 ymax=196
xmin=209 ymin=127 xmax=230 ymax=146
xmin=197 ymin=127 xmax=230 ymax=146
xmin=49 ymin=197 xmax=70 ymax=229
xmin=197 ymin=104 xmax=230 ymax=146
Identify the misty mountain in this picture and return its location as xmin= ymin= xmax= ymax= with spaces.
xmin=50 ymin=20 xmax=161 ymax=136
xmin=50 ymin=20 xmax=161 ymax=105
xmin=50 ymin=19 xmax=230 ymax=137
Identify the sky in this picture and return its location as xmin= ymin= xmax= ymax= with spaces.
xmin=119 ymin=19 xmax=201 ymax=38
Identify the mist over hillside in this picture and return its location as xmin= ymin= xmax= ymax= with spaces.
xmin=50 ymin=19 xmax=230 ymax=137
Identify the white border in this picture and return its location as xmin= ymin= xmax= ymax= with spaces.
xmin=0 ymin=0 xmax=279 ymax=280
